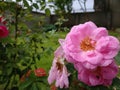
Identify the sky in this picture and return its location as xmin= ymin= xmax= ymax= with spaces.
xmin=10 ymin=0 xmax=94 ymax=14
xmin=72 ymin=0 xmax=94 ymax=13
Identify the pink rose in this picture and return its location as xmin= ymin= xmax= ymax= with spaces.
xmin=62 ymin=21 xmax=120 ymax=69
xmin=96 ymin=36 xmax=120 ymax=59
xmin=0 ymin=26 xmax=9 ymax=38
xmin=48 ymin=21 xmax=120 ymax=88
xmin=74 ymin=61 xmax=118 ymax=86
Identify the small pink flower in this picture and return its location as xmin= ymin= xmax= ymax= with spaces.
xmin=61 ymin=21 xmax=120 ymax=69
xmin=74 ymin=61 xmax=118 ymax=86
xmin=0 ymin=26 xmax=9 ymax=38
xmin=48 ymin=46 xmax=69 ymax=88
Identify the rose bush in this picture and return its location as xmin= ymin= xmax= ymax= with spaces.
xmin=19 ymin=68 xmax=49 ymax=90
xmin=48 ymin=21 xmax=120 ymax=89
xmin=0 ymin=2 xmax=51 ymax=89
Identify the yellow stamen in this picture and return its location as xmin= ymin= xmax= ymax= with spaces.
xmin=80 ymin=37 xmax=95 ymax=51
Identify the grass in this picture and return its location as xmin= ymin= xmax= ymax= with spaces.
xmin=109 ymin=29 xmax=120 ymax=40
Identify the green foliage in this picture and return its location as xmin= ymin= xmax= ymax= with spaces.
xmin=0 ymin=1 xmax=52 ymax=90
xmin=0 ymin=1 xmax=69 ymax=89
xmin=109 ymin=31 xmax=120 ymax=38
xmin=42 ymin=24 xmax=57 ymax=32
xmin=49 ymin=0 xmax=73 ymax=14
xmin=32 ymin=3 xmax=39 ymax=9
xmin=111 ymin=78 xmax=120 ymax=90
xmin=19 ymin=71 xmax=49 ymax=90
xmin=115 ymin=52 xmax=120 ymax=65
xmin=55 ymin=16 xmax=69 ymax=31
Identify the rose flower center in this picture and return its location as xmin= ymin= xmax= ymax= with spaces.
xmin=80 ymin=37 xmax=95 ymax=51
xmin=56 ymin=61 xmax=63 ymax=72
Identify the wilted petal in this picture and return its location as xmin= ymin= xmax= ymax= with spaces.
xmin=48 ymin=46 xmax=69 ymax=88
xmin=48 ymin=60 xmax=57 ymax=84
xmin=56 ymin=66 xmax=69 ymax=88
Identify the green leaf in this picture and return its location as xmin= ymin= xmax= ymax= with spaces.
xmin=23 ymin=0 xmax=32 ymax=11
xmin=111 ymin=78 xmax=120 ymax=90
xmin=23 ymin=0 xmax=29 ymax=7
xmin=19 ymin=79 xmax=33 ymax=90
xmin=88 ymin=86 xmax=111 ymax=90
xmin=45 ymin=8 xmax=51 ymax=16
xmin=31 ymin=83 xmax=39 ymax=90
xmin=28 ymin=0 xmax=32 ymax=2
xmin=32 ymin=3 xmax=39 ymax=9
xmin=16 ymin=0 xmax=22 ymax=2
xmin=49 ymin=5 xmax=54 ymax=8
xmin=6 ymin=67 xmax=13 ymax=75
xmin=41 ymin=5 xmax=46 ymax=10
xmin=48 ymin=0 xmax=53 ymax=2
xmin=115 ymin=52 xmax=120 ymax=64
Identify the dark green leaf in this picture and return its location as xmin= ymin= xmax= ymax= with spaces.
xmin=111 ymin=78 xmax=120 ymax=90
xmin=6 ymin=67 xmax=13 ymax=75
xmin=31 ymin=83 xmax=39 ymax=90
xmin=23 ymin=0 xmax=32 ymax=11
xmin=16 ymin=0 xmax=22 ymax=2
xmin=32 ymin=3 xmax=39 ymax=9
xmin=41 ymin=5 xmax=46 ymax=10
xmin=88 ymin=85 xmax=111 ymax=90
xmin=115 ymin=52 xmax=120 ymax=64
xmin=19 ymin=79 xmax=33 ymax=90
xmin=28 ymin=0 xmax=32 ymax=2
xmin=23 ymin=0 xmax=29 ymax=6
